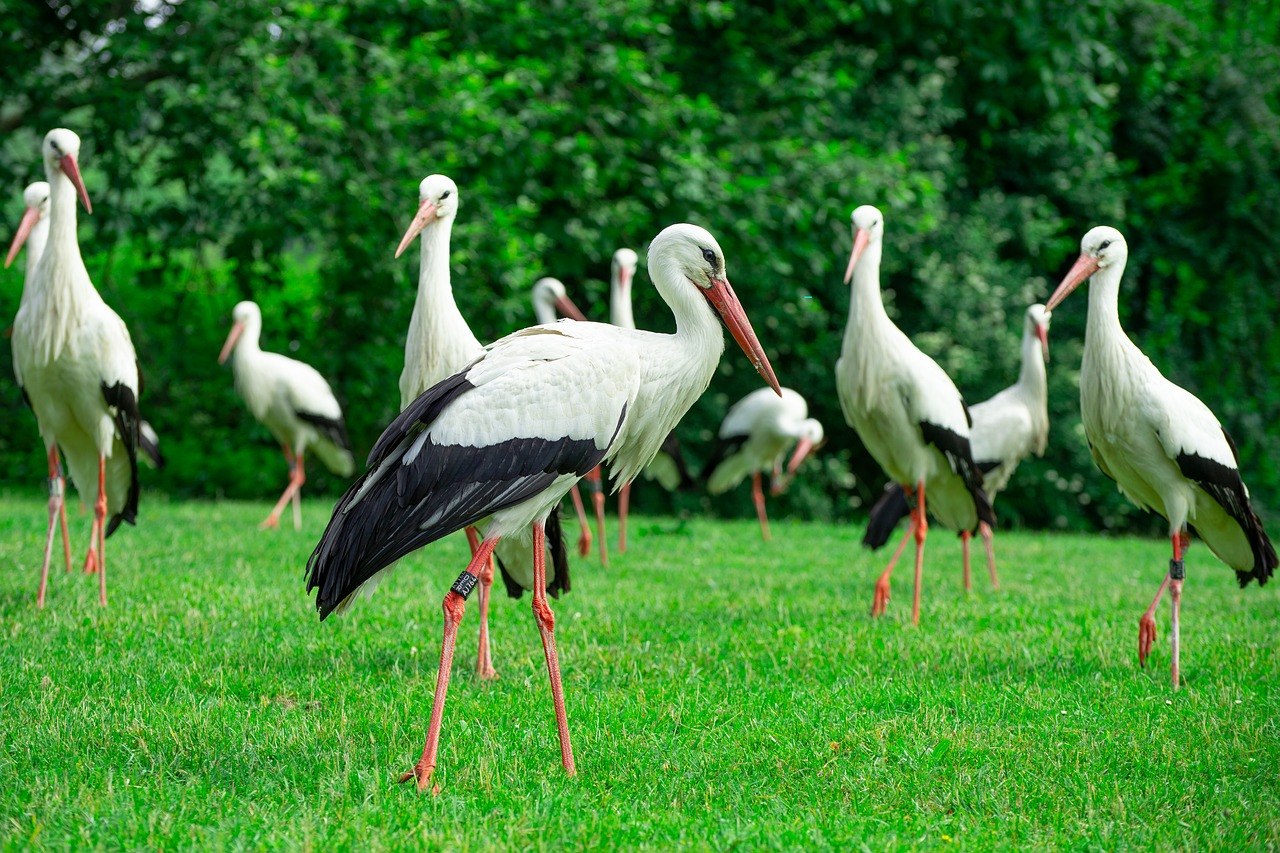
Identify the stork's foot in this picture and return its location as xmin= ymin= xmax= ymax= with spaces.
xmin=576 ymin=529 xmax=591 ymax=558
xmin=871 ymin=576 xmax=891 ymax=618
xmin=397 ymin=760 xmax=441 ymax=795
xmin=476 ymin=663 xmax=499 ymax=681
xmin=1138 ymin=612 xmax=1157 ymax=668
xmin=258 ymin=514 xmax=280 ymax=530
xmin=83 ymin=548 xmax=100 ymax=575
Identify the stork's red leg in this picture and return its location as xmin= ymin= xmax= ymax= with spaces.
xmin=1138 ymin=573 xmax=1170 ymax=669
xmin=261 ymin=450 xmax=306 ymax=530
xmin=283 ymin=445 xmax=303 ymax=531
xmin=960 ymin=530 xmax=973 ymax=592
xmin=1169 ymin=533 xmax=1185 ymax=690
xmin=568 ymin=485 xmax=592 ymax=558
xmin=58 ymin=471 xmax=71 ymax=574
xmin=466 ymin=526 xmax=498 ymax=681
xmin=36 ymin=445 xmax=66 ymax=608
xmin=91 ymin=456 xmax=107 ymax=607
xmin=751 ymin=472 xmax=772 ymax=542
xmin=531 ymin=520 xmax=577 ymax=774
xmin=400 ymin=537 xmax=498 ymax=793
xmin=618 ymin=481 xmax=631 ymax=553
xmin=83 ymin=455 xmax=106 ymax=579
xmin=979 ymin=521 xmax=999 ymax=589
xmin=872 ymin=498 xmax=915 ymax=618
xmin=586 ymin=466 xmax=609 ymax=567
xmin=911 ymin=481 xmax=928 ymax=626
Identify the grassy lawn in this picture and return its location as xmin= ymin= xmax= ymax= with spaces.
xmin=0 ymin=494 xmax=1276 ymax=849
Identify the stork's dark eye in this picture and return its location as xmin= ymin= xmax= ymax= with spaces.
xmin=440 ymin=190 xmax=451 ymax=200
xmin=49 ymin=140 xmax=61 ymax=154
xmin=1098 ymin=240 xmax=1112 ymax=251
xmin=701 ymin=248 xmax=716 ymax=265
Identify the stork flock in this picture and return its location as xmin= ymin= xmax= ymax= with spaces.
xmin=5 ymin=127 xmax=1275 ymax=791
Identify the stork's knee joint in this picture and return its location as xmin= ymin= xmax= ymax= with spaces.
xmin=532 ymin=598 xmax=555 ymax=631
xmin=914 ymin=521 xmax=928 ymax=543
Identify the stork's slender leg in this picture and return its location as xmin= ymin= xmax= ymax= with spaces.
xmin=872 ymin=505 xmax=915 ymax=618
xmin=568 ymin=485 xmax=592 ymax=558
xmin=283 ymin=445 xmax=303 ymax=531
xmin=83 ymin=455 xmax=106 ymax=579
xmin=979 ymin=521 xmax=999 ymax=589
xmin=910 ymin=481 xmax=928 ymax=626
xmin=91 ymin=456 xmax=107 ymax=606
xmin=585 ymin=466 xmax=609 ymax=567
xmin=58 ymin=471 xmax=71 ymax=574
xmin=466 ymin=526 xmax=498 ymax=681
xmin=261 ymin=450 xmax=306 ymax=530
xmin=1169 ymin=533 xmax=1185 ymax=690
xmin=531 ymin=519 xmax=576 ymax=775
xmin=751 ymin=472 xmax=772 ymax=542
xmin=1138 ymin=573 xmax=1170 ymax=669
xmin=37 ymin=446 xmax=66 ymax=608
xmin=400 ymin=537 xmax=498 ymax=794
xmin=618 ymin=481 xmax=631 ymax=553
xmin=960 ymin=530 xmax=973 ymax=591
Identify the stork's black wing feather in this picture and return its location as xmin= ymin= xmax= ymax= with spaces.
xmin=919 ymin=418 xmax=996 ymax=531
xmin=863 ymin=483 xmax=912 ymax=549
xmin=1176 ymin=428 xmax=1276 ymax=587
xmin=101 ymin=381 xmax=140 ymax=537
xmin=296 ymin=410 xmax=352 ymax=452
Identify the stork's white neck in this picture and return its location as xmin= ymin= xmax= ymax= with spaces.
xmin=236 ymin=313 xmax=264 ymax=355
xmin=841 ymin=239 xmax=894 ymax=352
xmin=532 ymin=291 xmax=557 ymax=325
xmin=611 ymin=273 xmax=635 ymax=330
xmin=1017 ymin=322 xmax=1048 ymax=397
xmin=28 ymin=159 xmax=98 ymax=362
xmin=1084 ymin=258 xmax=1131 ymax=353
xmin=21 ymin=215 xmax=49 ymax=300
xmin=413 ymin=218 xmax=463 ymax=320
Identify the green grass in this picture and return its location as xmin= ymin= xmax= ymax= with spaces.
xmin=0 ymin=495 xmax=1277 ymax=849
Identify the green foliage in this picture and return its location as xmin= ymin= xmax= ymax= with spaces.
xmin=2 ymin=500 xmax=1278 ymax=847
xmin=1 ymin=0 xmax=1277 ymax=530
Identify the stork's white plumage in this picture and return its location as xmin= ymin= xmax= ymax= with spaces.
xmin=12 ymin=129 xmax=144 ymax=608
xmin=307 ymin=223 xmax=780 ymax=791
xmin=704 ymin=386 xmax=824 ymax=541
xmin=218 ymin=300 xmax=354 ymax=530
xmin=835 ymin=204 xmax=995 ymax=624
xmin=1047 ymin=226 xmax=1275 ymax=688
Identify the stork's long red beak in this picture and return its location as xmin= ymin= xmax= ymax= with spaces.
xmin=704 ymin=276 xmax=781 ymax=395
xmin=4 ymin=206 xmax=41 ymax=269
xmin=60 ymin=154 xmax=92 ymax=215
xmin=1047 ymin=253 xmax=1100 ymax=311
xmin=843 ymin=228 xmax=869 ymax=284
xmin=619 ymin=266 xmax=632 ymax=292
xmin=218 ymin=322 xmax=245 ymax=364
xmin=786 ymin=436 xmax=817 ymax=478
xmin=394 ymin=199 xmax=439 ymax=259
xmin=1035 ymin=324 xmax=1050 ymax=362
xmin=554 ymin=294 xmax=587 ymax=322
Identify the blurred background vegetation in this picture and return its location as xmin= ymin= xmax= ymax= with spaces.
xmin=2 ymin=0 xmax=1277 ymax=533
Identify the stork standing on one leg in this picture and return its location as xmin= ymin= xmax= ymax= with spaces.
xmin=703 ymin=386 xmax=824 ymax=541
xmin=307 ymin=223 xmax=780 ymax=792
xmin=864 ymin=303 xmax=1051 ymax=590
xmin=218 ymin=300 xmax=355 ymax=529
xmin=835 ymin=205 xmax=995 ymax=625
xmin=12 ymin=129 xmax=147 ymax=607
xmin=1046 ymin=226 xmax=1275 ymax=688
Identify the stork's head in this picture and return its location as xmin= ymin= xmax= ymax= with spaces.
xmin=5 ymin=182 xmax=51 ymax=269
xmin=649 ymin=223 xmax=780 ymax=395
xmin=1046 ymin=226 xmax=1127 ymax=311
xmin=394 ymin=174 xmax=459 ymax=258
xmin=219 ymin=300 xmax=261 ymax=364
xmin=774 ymin=418 xmax=826 ymax=494
xmin=612 ymin=247 xmax=638 ymax=293
xmin=43 ymin=129 xmax=91 ymax=214
xmin=1026 ymin=303 xmax=1051 ymax=361
xmin=532 ymin=276 xmax=587 ymax=322
xmin=844 ymin=204 xmax=884 ymax=283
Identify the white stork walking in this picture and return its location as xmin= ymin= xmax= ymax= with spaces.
xmin=306 ymin=223 xmax=780 ymax=791
xmin=864 ymin=303 xmax=1052 ymax=589
xmin=1046 ymin=226 xmax=1275 ymax=688
xmin=703 ymin=386 xmax=824 ymax=541
xmin=12 ymin=129 xmax=146 ymax=607
xmin=218 ymin=300 xmax=355 ymax=529
xmin=836 ymin=205 xmax=995 ymax=624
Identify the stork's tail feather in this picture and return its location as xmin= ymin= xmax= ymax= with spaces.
xmin=863 ymin=484 xmax=911 ymax=550
xmin=1235 ymin=510 xmax=1277 ymax=588
xmin=138 ymin=421 xmax=166 ymax=469
xmin=103 ymin=381 xmax=141 ymax=538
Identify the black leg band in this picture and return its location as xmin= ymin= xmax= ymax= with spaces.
xmin=451 ymin=571 xmax=479 ymax=599
xmin=1169 ymin=559 xmax=1185 ymax=581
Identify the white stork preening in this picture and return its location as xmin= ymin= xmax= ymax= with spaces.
xmin=864 ymin=303 xmax=1052 ymax=589
xmin=306 ymin=223 xmax=780 ymax=791
xmin=218 ymin=300 xmax=355 ymax=529
xmin=704 ymin=386 xmax=824 ymax=541
xmin=12 ymin=129 xmax=145 ymax=608
xmin=1047 ymin=226 xmax=1275 ymax=688
xmin=836 ymin=205 xmax=995 ymax=625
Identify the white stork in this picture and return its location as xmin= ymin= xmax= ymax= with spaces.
xmin=607 ymin=247 xmax=695 ymax=551
xmin=218 ymin=300 xmax=355 ymax=529
xmin=1047 ymin=226 xmax=1275 ymax=688
xmin=864 ymin=303 xmax=1052 ymax=589
xmin=836 ymin=204 xmax=995 ymax=624
xmin=704 ymin=386 xmax=824 ymax=541
xmin=306 ymin=223 xmax=780 ymax=791
xmin=12 ymin=128 xmax=145 ymax=608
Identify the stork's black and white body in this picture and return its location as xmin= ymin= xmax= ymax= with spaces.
xmin=704 ymin=386 xmax=824 ymax=541
xmin=864 ymin=303 xmax=1051 ymax=589
xmin=218 ymin=300 xmax=355 ymax=530
xmin=1047 ymin=226 xmax=1275 ymax=688
xmin=11 ymin=130 xmax=148 ymax=608
xmin=835 ymin=205 xmax=995 ymax=624
xmin=307 ymin=223 xmax=780 ymax=791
